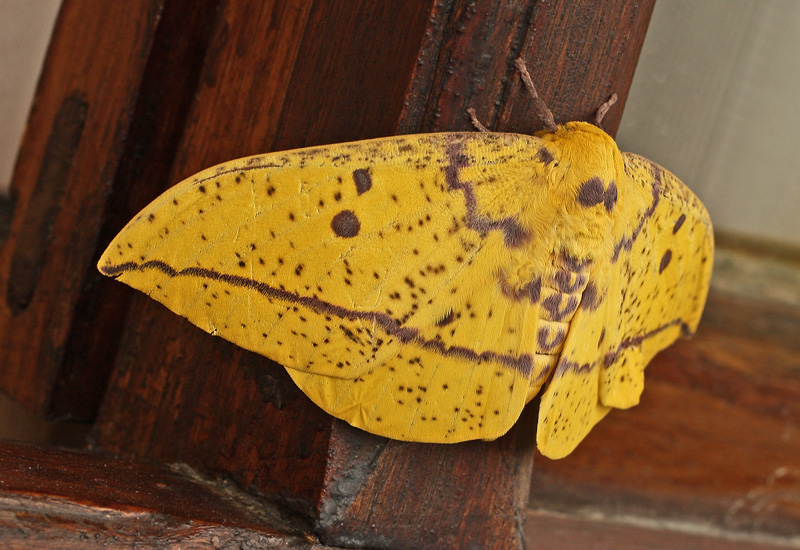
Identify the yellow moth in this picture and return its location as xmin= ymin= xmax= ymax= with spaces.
xmin=98 ymin=60 xmax=713 ymax=459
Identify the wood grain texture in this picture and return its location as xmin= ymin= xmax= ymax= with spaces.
xmin=401 ymin=0 xmax=654 ymax=138
xmin=0 ymin=0 xmax=221 ymax=420
xmin=317 ymin=406 xmax=536 ymax=549
xmin=52 ymin=0 xmax=224 ymax=421
xmin=525 ymin=510 xmax=798 ymax=550
xmin=3 ymin=441 xmax=793 ymax=549
xmin=530 ymin=291 xmax=800 ymax=540
xmin=497 ymin=0 xmax=654 ymax=137
xmin=0 ymin=441 xmax=323 ymax=549
xmin=0 ymin=0 xmax=162 ymax=414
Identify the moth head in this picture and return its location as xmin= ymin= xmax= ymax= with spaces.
xmin=538 ymin=121 xmax=625 ymax=208
xmin=550 ymin=121 xmax=619 ymax=163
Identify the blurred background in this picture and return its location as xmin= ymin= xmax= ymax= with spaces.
xmin=0 ymin=0 xmax=61 ymax=441
xmin=619 ymin=0 xmax=800 ymax=250
xmin=617 ymin=0 xmax=800 ymax=315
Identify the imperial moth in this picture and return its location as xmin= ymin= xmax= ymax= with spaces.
xmin=97 ymin=62 xmax=713 ymax=459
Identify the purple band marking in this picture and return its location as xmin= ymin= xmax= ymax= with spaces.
xmin=100 ymin=260 xmax=535 ymax=376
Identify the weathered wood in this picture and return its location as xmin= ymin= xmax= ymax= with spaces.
xmin=0 ymin=441 xmax=321 ymax=549
xmin=530 ymin=291 xmax=800 ymax=539
xmin=317 ymin=406 xmax=537 ymax=549
xmin=525 ymin=509 xmax=797 ymax=550
xmin=2 ymin=440 xmax=793 ymax=550
xmin=496 ymin=0 xmax=651 ymax=137
xmin=401 ymin=0 xmax=651 ymax=137
xmin=0 ymin=0 xmax=222 ymax=420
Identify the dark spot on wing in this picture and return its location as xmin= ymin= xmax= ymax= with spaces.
xmin=536 ymin=147 xmax=555 ymax=165
xmin=542 ymin=294 xmax=579 ymax=322
xmin=673 ymin=213 xmax=686 ymax=234
xmin=435 ymin=310 xmax=455 ymax=327
xmin=352 ymin=168 xmax=372 ymax=195
xmin=553 ymin=270 xmax=587 ymax=294
xmin=331 ymin=210 xmax=360 ymax=238
xmin=659 ymin=250 xmax=672 ymax=273
xmin=499 ymin=272 xmax=541 ymax=304
xmin=501 ymin=221 xmax=531 ymax=247
xmin=537 ymin=327 xmax=566 ymax=352
xmin=561 ymin=252 xmax=591 ymax=273
xmin=580 ymin=280 xmax=602 ymax=311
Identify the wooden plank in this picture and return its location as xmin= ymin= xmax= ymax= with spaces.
xmin=530 ymin=291 xmax=800 ymax=539
xmin=2 ymin=442 xmax=795 ymax=550
xmin=0 ymin=509 xmax=315 ymax=550
xmin=0 ymin=441 xmax=322 ymax=549
xmin=0 ymin=0 xmax=222 ymax=420
xmin=525 ymin=510 xmax=798 ymax=550
xmin=399 ymin=0 xmax=651 ymax=137
xmin=317 ymin=407 xmax=537 ymax=549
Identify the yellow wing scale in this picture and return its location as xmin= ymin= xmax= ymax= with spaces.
xmin=100 ymin=132 xmax=559 ymax=442
xmin=536 ymin=151 xmax=713 ymax=458
xmin=287 ymin=280 xmax=533 ymax=442
xmin=99 ymin=122 xmax=713 ymax=457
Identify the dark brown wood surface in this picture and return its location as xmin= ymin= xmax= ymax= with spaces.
xmin=1 ymin=439 xmax=794 ymax=550
xmin=2 ymin=0 xmax=656 ymax=548
xmin=0 ymin=441 xmax=322 ymax=549
xmin=0 ymin=0 xmax=222 ymax=420
xmin=0 ymin=0 xmax=163 ymax=415
xmin=530 ymin=290 xmax=800 ymax=539
xmin=525 ymin=509 xmax=796 ymax=550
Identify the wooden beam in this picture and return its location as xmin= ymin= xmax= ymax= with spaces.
xmin=0 ymin=0 xmax=223 ymax=420
xmin=0 ymin=441 xmax=318 ymax=549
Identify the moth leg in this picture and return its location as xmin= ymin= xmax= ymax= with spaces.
xmin=594 ymin=93 xmax=618 ymax=125
xmin=466 ymin=108 xmax=490 ymax=133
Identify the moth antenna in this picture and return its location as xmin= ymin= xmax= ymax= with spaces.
xmin=514 ymin=58 xmax=558 ymax=133
xmin=594 ymin=93 xmax=618 ymax=126
xmin=467 ymin=108 xmax=490 ymax=133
